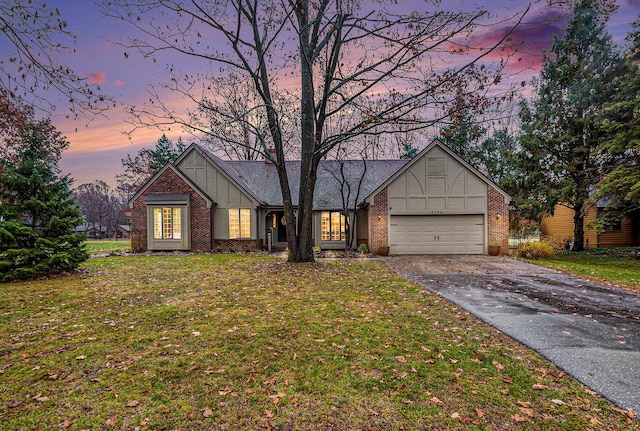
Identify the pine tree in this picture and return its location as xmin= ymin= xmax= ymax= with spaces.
xmin=517 ymin=0 xmax=624 ymax=251
xmin=0 ymin=117 xmax=87 ymax=281
xmin=593 ymin=18 xmax=640 ymax=223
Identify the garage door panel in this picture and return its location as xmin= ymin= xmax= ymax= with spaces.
xmin=390 ymin=215 xmax=484 ymax=254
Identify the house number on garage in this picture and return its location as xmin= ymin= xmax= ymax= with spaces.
xmin=430 ymin=210 xmax=443 ymax=214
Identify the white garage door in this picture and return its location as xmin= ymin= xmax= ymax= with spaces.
xmin=389 ymin=215 xmax=484 ymax=254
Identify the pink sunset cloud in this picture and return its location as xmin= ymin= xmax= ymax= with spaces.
xmin=447 ymin=6 xmax=568 ymax=72
xmin=88 ymin=72 xmax=106 ymax=84
xmin=114 ymin=79 xmax=125 ymax=86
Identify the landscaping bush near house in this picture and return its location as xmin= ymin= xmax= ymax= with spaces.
xmin=517 ymin=241 xmax=556 ymax=260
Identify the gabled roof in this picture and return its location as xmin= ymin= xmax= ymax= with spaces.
xmin=365 ymin=139 xmax=512 ymax=204
xmin=128 ymin=163 xmax=214 ymax=208
xmin=193 ymin=145 xmax=407 ymax=209
xmin=145 ymin=140 xmax=509 ymax=210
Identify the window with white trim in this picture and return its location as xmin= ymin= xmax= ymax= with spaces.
xmin=321 ymin=211 xmax=346 ymax=241
xmin=229 ymin=208 xmax=251 ymax=238
xmin=153 ymin=207 xmax=182 ymax=239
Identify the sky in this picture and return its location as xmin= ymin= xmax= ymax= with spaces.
xmin=3 ymin=0 xmax=640 ymax=188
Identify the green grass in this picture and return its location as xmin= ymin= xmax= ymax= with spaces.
xmin=84 ymin=240 xmax=131 ymax=255
xmin=0 ymin=255 xmax=637 ymax=430
xmin=534 ymin=250 xmax=640 ymax=294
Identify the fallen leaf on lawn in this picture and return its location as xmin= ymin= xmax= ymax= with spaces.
xmin=450 ymin=412 xmax=461 ymax=420
xmin=430 ymin=396 xmax=443 ymax=404
xmin=590 ymin=417 xmax=602 ymax=426
xmin=532 ymin=383 xmax=548 ymax=390
xmin=104 ymin=417 xmax=117 ymax=426
xmin=76 ymin=355 xmax=86 ymax=360
xmin=516 ymin=401 xmax=532 ymax=408
xmin=450 ymin=358 xmax=459 ymax=364
xmin=519 ymin=407 xmax=535 ymax=417
xmin=7 ymin=400 xmax=22 ymax=408
xmin=512 ymin=414 xmax=527 ymax=423
xmin=126 ymin=400 xmax=139 ymax=407
xmin=60 ymin=419 xmax=72 ymax=428
xmin=551 ymin=399 xmax=565 ymax=405
xmin=192 ymin=331 xmax=201 ymax=337
xmin=501 ymin=376 xmax=514 ymax=384
xmin=368 ymin=407 xmax=379 ymax=416
xmin=396 ymin=356 xmax=407 ymax=363
xmin=203 ymin=407 xmax=214 ymax=417
xmin=475 ymin=408 xmax=485 ymax=417
xmin=264 ymin=409 xmax=274 ymax=418
xmin=35 ymin=393 xmax=49 ymax=402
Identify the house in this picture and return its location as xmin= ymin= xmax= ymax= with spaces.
xmin=127 ymin=139 xmax=511 ymax=255
xmin=541 ymin=204 xmax=639 ymax=249
xmin=75 ymin=223 xmax=107 ymax=239
xmin=117 ymin=224 xmax=131 ymax=239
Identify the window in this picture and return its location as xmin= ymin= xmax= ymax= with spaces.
xmin=153 ymin=207 xmax=182 ymax=239
xmin=321 ymin=211 xmax=346 ymax=241
xmin=597 ymin=208 xmax=622 ymax=232
xmin=229 ymin=208 xmax=251 ymax=238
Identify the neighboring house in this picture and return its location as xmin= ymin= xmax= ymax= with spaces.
xmin=75 ymin=223 xmax=107 ymax=239
xmin=128 ymin=139 xmax=511 ymax=255
xmin=541 ymin=204 xmax=639 ymax=249
xmin=117 ymin=224 xmax=131 ymax=239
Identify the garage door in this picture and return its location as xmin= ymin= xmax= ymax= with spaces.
xmin=389 ymin=215 xmax=484 ymax=254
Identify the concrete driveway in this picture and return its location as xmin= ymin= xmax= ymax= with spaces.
xmin=385 ymin=255 xmax=640 ymax=415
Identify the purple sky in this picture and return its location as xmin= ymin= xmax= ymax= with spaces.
xmin=4 ymin=0 xmax=640 ymax=187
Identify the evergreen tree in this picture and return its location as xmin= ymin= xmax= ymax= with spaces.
xmin=148 ymin=134 xmax=186 ymax=174
xmin=0 ymin=117 xmax=87 ymax=281
xmin=116 ymin=134 xmax=186 ymax=198
xmin=593 ymin=18 xmax=640 ymax=223
xmin=516 ymin=0 xmax=624 ymax=251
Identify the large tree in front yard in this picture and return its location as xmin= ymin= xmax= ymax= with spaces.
xmin=101 ymin=0 xmax=530 ymax=262
xmin=517 ymin=0 xmax=624 ymax=251
xmin=0 ymin=112 xmax=87 ymax=281
xmin=593 ymin=18 xmax=640 ymax=224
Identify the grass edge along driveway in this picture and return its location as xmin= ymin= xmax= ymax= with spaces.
xmin=1 ymin=254 xmax=636 ymax=430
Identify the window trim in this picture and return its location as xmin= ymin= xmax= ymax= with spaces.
xmin=146 ymin=201 xmax=190 ymax=250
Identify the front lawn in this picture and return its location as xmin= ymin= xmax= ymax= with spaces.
xmin=84 ymin=240 xmax=131 ymax=255
xmin=534 ymin=250 xmax=640 ymax=294
xmin=0 ymin=255 xmax=635 ymax=430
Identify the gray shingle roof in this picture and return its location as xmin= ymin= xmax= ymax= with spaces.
xmin=200 ymin=147 xmax=407 ymax=209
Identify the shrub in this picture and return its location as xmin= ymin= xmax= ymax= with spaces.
xmin=518 ymin=241 xmax=555 ymax=260
xmin=357 ymin=244 xmax=369 ymax=253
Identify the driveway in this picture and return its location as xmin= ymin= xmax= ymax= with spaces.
xmin=385 ymin=255 xmax=640 ymax=415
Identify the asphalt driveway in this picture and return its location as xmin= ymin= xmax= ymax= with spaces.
xmin=385 ymin=255 xmax=640 ymax=415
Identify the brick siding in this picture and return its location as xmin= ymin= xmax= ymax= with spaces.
xmin=368 ymin=187 xmax=389 ymax=255
xmin=487 ymin=185 xmax=510 ymax=255
xmin=214 ymin=239 xmax=264 ymax=253
xmin=129 ymin=167 xmax=213 ymax=252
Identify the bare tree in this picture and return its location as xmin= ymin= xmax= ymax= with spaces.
xmin=0 ymin=0 xmax=112 ymax=117
xmin=101 ymin=0 xmax=531 ymax=262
